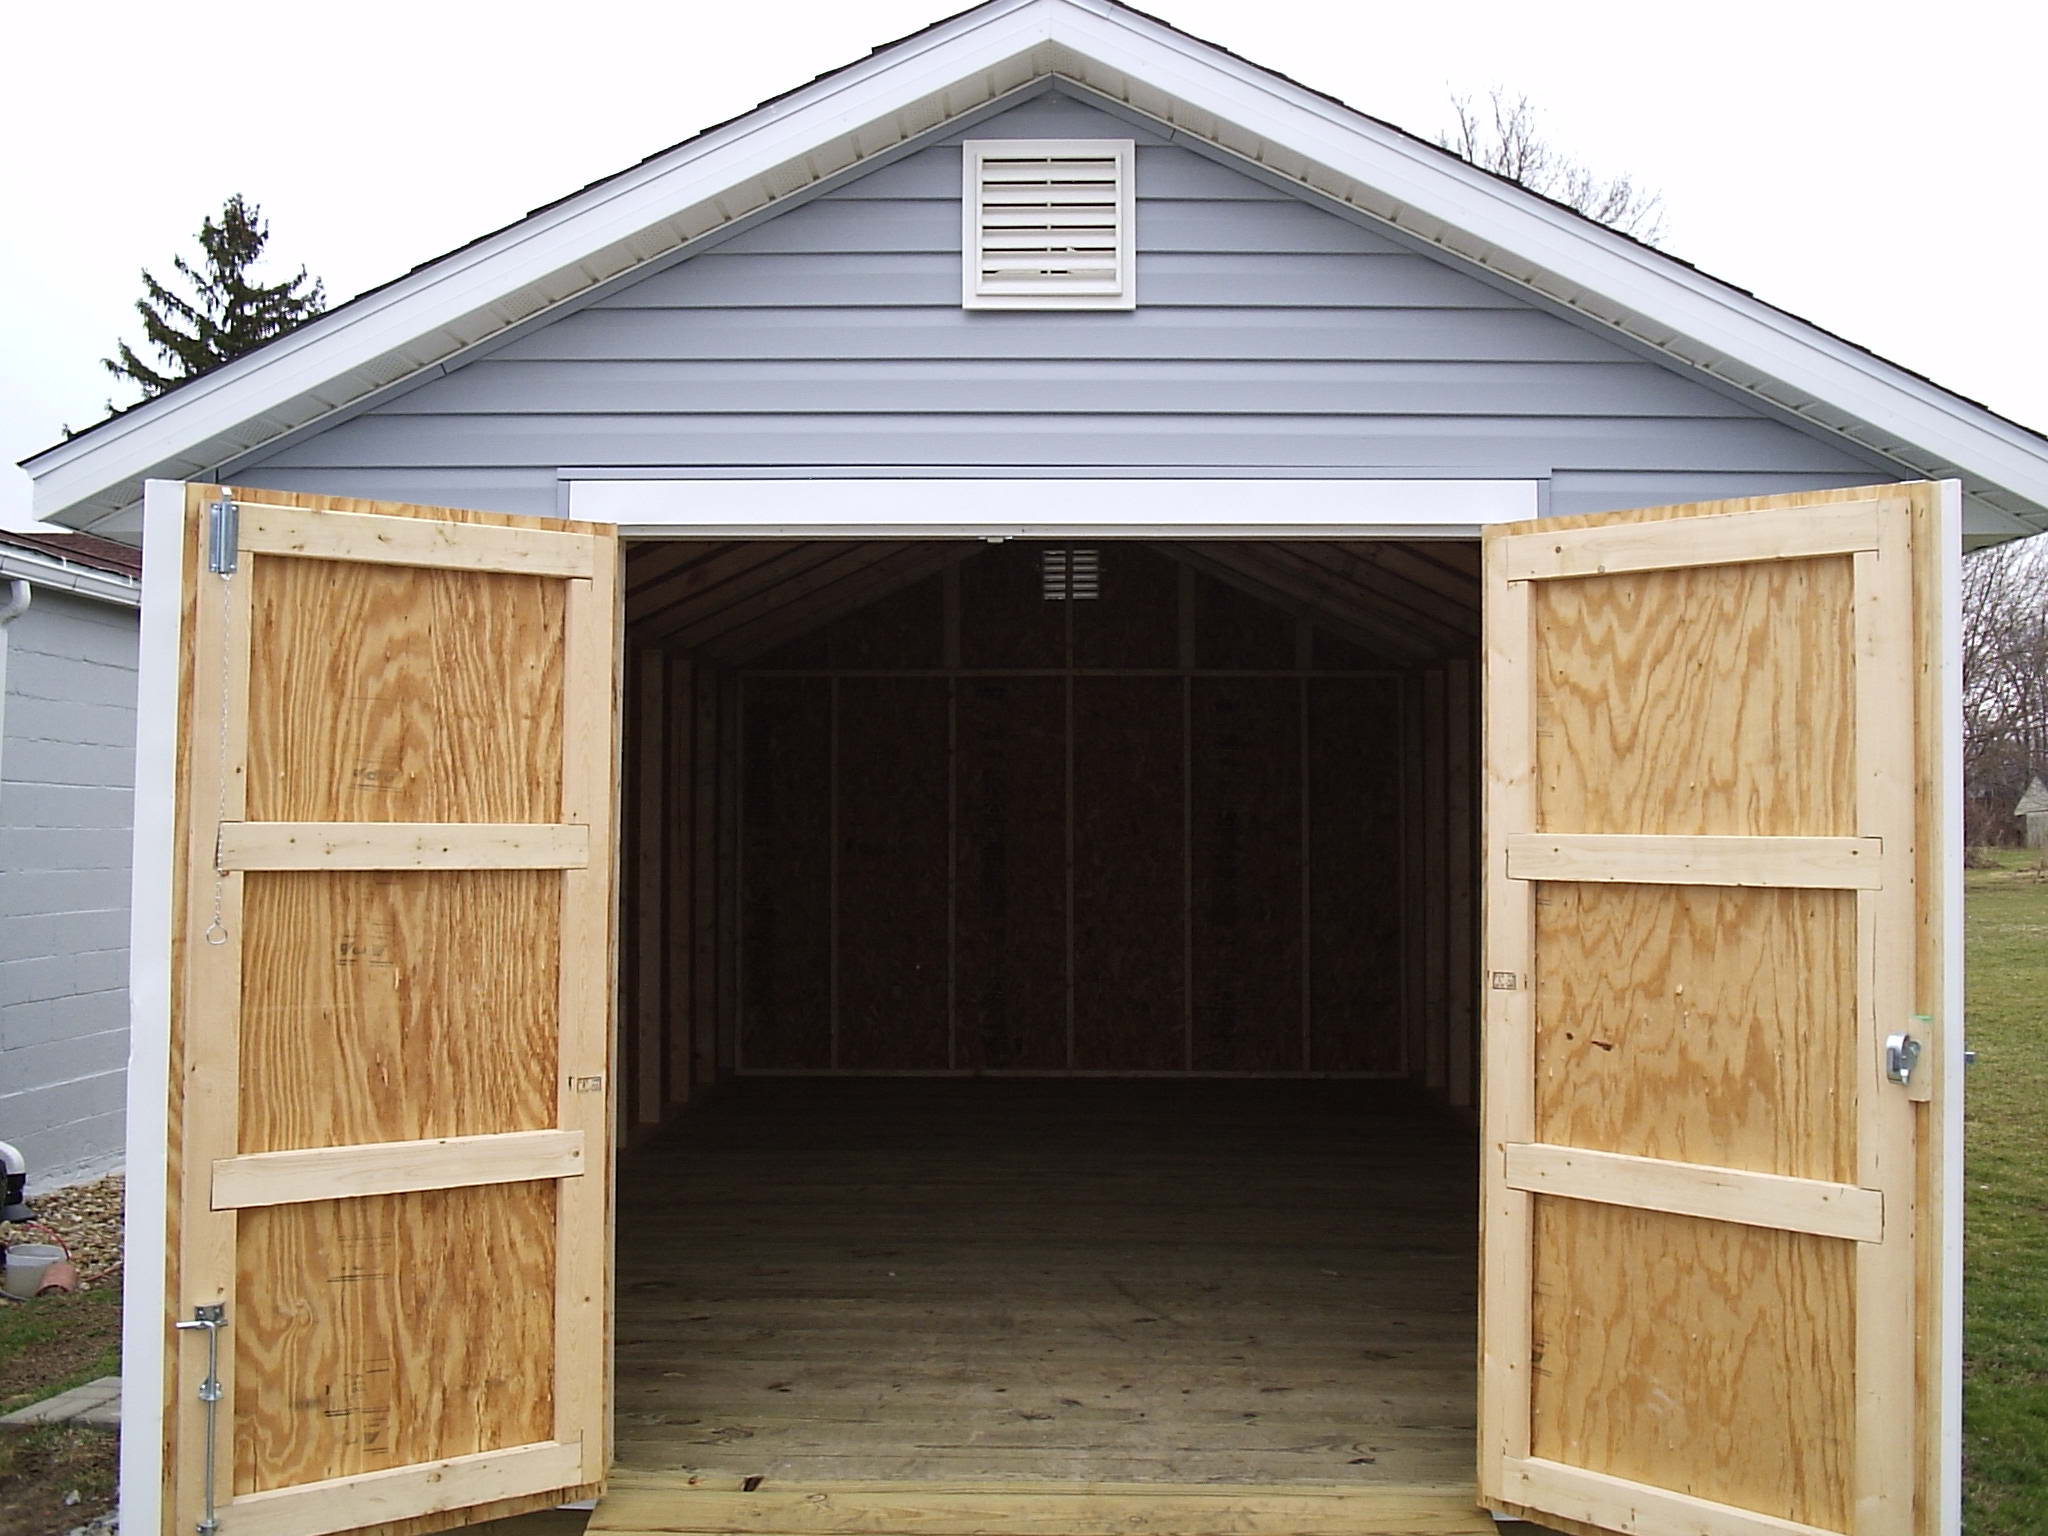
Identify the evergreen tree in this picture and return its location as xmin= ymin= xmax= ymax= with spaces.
xmin=103 ymin=194 xmax=327 ymax=402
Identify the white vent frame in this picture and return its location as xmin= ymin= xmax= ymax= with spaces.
xmin=962 ymin=138 xmax=1137 ymax=311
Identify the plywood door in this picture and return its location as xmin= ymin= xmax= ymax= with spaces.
xmin=1479 ymin=484 xmax=1956 ymax=1536
xmin=160 ymin=485 xmax=619 ymax=1536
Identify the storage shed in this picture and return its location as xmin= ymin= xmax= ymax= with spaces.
xmin=23 ymin=4 xmax=2048 ymax=1535
xmin=2015 ymin=777 xmax=2048 ymax=847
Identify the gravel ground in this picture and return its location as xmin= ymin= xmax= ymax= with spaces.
xmin=9 ymin=1176 xmax=124 ymax=1292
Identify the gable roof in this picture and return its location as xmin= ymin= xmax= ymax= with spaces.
xmin=2017 ymin=778 xmax=2048 ymax=816
xmin=25 ymin=0 xmax=2048 ymax=538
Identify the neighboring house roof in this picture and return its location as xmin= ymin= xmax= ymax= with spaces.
xmin=22 ymin=0 xmax=2048 ymax=538
xmin=1 ymin=529 xmax=143 ymax=580
xmin=2016 ymin=778 xmax=2048 ymax=816
xmin=0 ymin=528 xmax=144 ymax=607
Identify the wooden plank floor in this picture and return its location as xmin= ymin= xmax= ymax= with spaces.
xmin=611 ymin=1079 xmax=1479 ymax=1491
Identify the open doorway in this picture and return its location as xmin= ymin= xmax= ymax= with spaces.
xmin=610 ymin=537 xmax=1483 ymax=1493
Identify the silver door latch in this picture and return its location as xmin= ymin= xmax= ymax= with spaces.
xmin=175 ymin=1304 xmax=227 ymax=1533
xmin=1884 ymin=1030 xmax=1923 ymax=1088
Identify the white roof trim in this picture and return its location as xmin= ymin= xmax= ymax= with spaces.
xmin=26 ymin=0 xmax=2048 ymax=536
xmin=0 ymin=545 xmax=141 ymax=608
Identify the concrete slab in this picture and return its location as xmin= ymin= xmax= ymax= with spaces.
xmin=0 ymin=1374 xmax=120 ymax=1427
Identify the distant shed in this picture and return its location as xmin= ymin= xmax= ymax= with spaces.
xmin=2016 ymin=776 xmax=2048 ymax=846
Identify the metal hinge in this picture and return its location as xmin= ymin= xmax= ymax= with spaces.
xmin=207 ymin=498 xmax=239 ymax=575
xmin=175 ymin=1303 xmax=227 ymax=1533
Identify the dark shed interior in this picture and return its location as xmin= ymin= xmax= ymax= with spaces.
xmin=609 ymin=536 xmax=1485 ymax=1488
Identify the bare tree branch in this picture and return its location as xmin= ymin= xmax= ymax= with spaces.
xmin=1439 ymin=88 xmax=1666 ymax=245
xmin=1962 ymin=534 xmax=2048 ymax=845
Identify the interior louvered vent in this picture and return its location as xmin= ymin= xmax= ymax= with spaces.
xmin=963 ymin=139 xmax=1136 ymax=311
xmin=1041 ymin=548 xmax=1101 ymax=601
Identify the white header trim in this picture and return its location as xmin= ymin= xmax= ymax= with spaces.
xmin=568 ymin=476 xmax=1536 ymax=538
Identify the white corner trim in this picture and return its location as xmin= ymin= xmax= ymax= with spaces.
xmin=1936 ymin=478 xmax=1965 ymax=1536
xmin=119 ymin=481 xmax=185 ymax=1536
xmin=568 ymin=477 xmax=1537 ymax=537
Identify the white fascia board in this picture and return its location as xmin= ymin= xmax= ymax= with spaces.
xmin=26 ymin=0 xmax=1062 ymax=521
xmin=570 ymin=476 xmax=1535 ymax=537
xmin=1042 ymin=1 xmax=2048 ymax=518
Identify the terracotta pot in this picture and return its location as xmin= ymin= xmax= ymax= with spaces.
xmin=33 ymin=1258 xmax=80 ymax=1296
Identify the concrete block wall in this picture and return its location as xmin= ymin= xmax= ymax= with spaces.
xmin=1 ymin=587 xmax=139 ymax=1187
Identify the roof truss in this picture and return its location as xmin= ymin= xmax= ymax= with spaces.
xmin=624 ymin=536 xmax=1479 ymax=669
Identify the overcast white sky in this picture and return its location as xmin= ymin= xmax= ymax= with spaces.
xmin=3 ymin=0 xmax=2043 ymax=530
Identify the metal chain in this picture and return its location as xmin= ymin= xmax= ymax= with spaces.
xmin=203 ymin=562 xmax=235 ymax=947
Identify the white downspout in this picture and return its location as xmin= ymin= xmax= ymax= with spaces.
xmin=0 ymin=578 xmax=31 ymax=808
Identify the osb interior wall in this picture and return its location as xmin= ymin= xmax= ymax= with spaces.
xmin=733 ymin=542 xmax=1406 ymax=1076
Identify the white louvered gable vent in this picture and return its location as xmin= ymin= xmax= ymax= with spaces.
xmin=963 ymin=139 xmax=1136 ymax=310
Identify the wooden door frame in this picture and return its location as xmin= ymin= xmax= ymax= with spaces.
xmin=120 ymin=476 xmax=1963 ymax=1536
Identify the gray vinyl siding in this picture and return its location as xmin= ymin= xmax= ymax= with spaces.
xmin=234 ymin=88 xmax=1892 ymax=515
xmin=1 ymin=589 xmax=137 ymax=1187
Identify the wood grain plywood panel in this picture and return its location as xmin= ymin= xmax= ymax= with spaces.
xmin=739 ymin=677 xmax=832 ymax=1070
xmin=1533 ymin=556 xmax=1854 ymax=837
xmin=1530 ymin=1198 xmax=1853 ymax=1532
xmin=1193 ymin=572 xmax=1295 ymax=671
xmin=960 ymin=544 xmax=1064 ymax=670
xmin=1073 ymin=678 xmax=1185 ymax=1071
xmin=237 ymin=871 xmax=558 ymax=1154
xmin=1191 ymin=678 xmax=1303 ymax=1071
xmin=835 ymin=678 xmax=951 ymax=1069
xmin=246 ymin=556 xmax=563 ymax=824
xmin=1533 ymin=883 xmax=1856 ymax=1184
xmin=1072 ymin=544 xmax=1181 ymax=670
xmin=956 ymin=679 xmax=1067 ymax=1071
xmin=233 ymin=1183 xmax=557 ymax=1496
xmin=1306 ymin=677 xmax=1402 ymax=1072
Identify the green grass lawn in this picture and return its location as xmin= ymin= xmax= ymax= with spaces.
xmin=0 ymin=1283 xmax=119 ymax=1417
xmin=1963 ymin=849 xmax=2048 ymax=1534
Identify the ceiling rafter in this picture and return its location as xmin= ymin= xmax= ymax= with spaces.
xmin=1193 ymin=543 xmax=1472 ymax=657
xmin=1253 ymin=544 xmax=1479 ymax=643
xmin=711 ymin=542 xmax=987 ymax=665
xmin=1153 ymin=542 xmax=1430 ymax=665
xmin=1296 ymin=541 xmax=1482 ymax=609
xmin=623 ymin=537 xmax=1482 ymax=669
xmin=626 ymin=540 xmax=884 ymax=638
xmin=637 ymin=542 xmax=914 ymax=648
xmin=625 ymin=539 xmax=762 ymax=605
